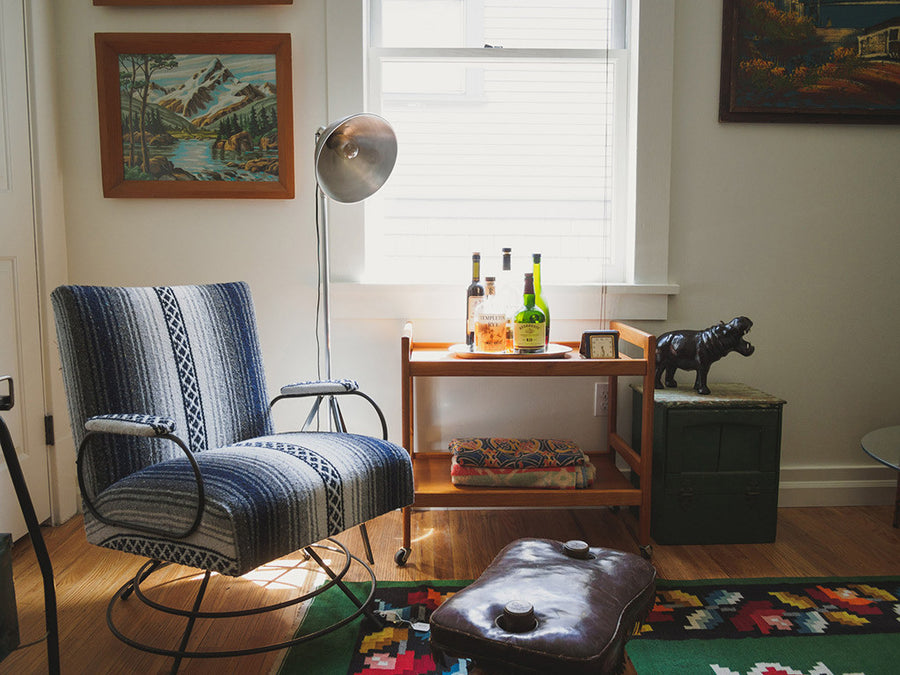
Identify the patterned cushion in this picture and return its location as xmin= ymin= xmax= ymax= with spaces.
xmin=85 ymin=432 xmax=414 ymax=576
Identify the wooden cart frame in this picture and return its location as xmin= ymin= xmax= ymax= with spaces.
xmin=396 ymin=321 xmax=656 ymax=564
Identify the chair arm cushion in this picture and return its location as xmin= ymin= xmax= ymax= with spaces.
xmin=280 ymin=379 xmax=359 ymax=397
xmin=84 ymin=414 xmax=176 ymax=437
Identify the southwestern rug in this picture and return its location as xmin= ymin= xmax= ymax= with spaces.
xmin=277 ymin=577 xmax=900 ymax=675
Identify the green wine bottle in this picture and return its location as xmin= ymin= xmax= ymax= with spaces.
xmin=513 ymin=273 xmax=546 ymax=354
xmin=532 ymin=253 xmax=550 ymax=346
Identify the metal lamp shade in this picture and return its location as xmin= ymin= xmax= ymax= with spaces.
xmin=315 ymin=113 xmax=398 ymax=203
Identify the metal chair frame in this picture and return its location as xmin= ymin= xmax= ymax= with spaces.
xmin=73 ymin=382 xmax=391 ymax=672
xmin=107 ymin=538 xmax=382 ymax=673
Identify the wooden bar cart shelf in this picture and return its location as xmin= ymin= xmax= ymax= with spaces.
xmin=397 ymin=321 xmax=657 ymax=565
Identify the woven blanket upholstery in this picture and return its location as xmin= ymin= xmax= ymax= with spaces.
xmin=449 ymin=438 xmax=588 ymax=468
xmin=52 ymin=283 xmax=273 ymax=496
xmin=52 ymin=282 xmax=414 ymax=576
xmin=450 ymin=461 xmax=596 ymax=489
xmin=86 ymin=432 xmax=412 ymax=576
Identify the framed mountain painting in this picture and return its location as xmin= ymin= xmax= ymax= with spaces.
xmin=720 ymin=0 xmax=900 ymax=124
xmin=95 ymin=33 xmax=294 ymax=198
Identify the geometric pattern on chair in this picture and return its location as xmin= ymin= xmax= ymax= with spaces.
xmin=51 ymin=282 xmax=414 ymax=577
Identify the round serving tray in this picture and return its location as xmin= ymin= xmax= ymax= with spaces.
xmin=449 ymin=344 xmax=573 ymax=359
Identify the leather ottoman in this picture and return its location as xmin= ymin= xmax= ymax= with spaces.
xmin=429 ymin=538 xmax=656 ymax=674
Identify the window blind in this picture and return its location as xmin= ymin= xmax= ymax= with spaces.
xmin=366 ymin=0 xmax=627 ymax=285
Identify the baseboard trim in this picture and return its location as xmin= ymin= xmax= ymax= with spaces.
xmin=778 ymin=465 xmax=896 ymax=507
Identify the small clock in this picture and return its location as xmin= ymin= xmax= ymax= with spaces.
xmin=579 ymin=330 xmax=619 ymax=359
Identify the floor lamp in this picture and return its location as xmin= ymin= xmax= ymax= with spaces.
xmin=313 ymin=113 xmax=397 ymax=422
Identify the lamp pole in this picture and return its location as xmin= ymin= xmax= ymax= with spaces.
xmin=315 ymin=181 xmax=333 ymax=382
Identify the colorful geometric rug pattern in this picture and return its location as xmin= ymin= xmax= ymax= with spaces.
xmin=628 ymin=576 xmax=900 ymax=675
xmin=280 ymin=577 xmax=900 ymax=675
xmin=345 ymin=583 xmax=468 ymax=674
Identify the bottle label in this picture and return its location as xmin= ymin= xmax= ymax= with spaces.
xmin=514 ymin=322 xmax=546 ymax=350
xmin=475 ymin=313 xmax=507 ymax=353
xmin=467 ymin=296 xmax=481 ymax=333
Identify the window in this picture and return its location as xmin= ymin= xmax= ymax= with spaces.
xmin=324 ymin=1 xmax=676 ymax=322
xmin=364 ymin=0 xmax=629 ymax=285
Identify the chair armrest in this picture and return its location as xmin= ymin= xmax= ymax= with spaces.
xmin=278 ymin=378 xmax=359 ymax=397
xmin=78 ymin=414 xmax=205 ymax=539
xmin=270 ymin=379 xmax=388 ymax=440
xmin=85 ymin=413 xmax=176 ymax=437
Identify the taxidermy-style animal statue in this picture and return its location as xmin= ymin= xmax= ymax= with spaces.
xmin=655 ymin=316 xmax=754 ymax=395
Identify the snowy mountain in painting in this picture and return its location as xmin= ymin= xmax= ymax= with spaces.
xmin=154 ymin=58 xmax=268 ymax=127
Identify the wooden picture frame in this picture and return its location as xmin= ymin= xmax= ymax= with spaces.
xmin=95 ymin=33 xmax=294 ymax=198
xmin=94 ymin=1 xmax=292 ymax=6
xmin=720 ymin=0 xmax=900 ymax=124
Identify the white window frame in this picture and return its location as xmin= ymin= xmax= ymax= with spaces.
xmin=324 ymin=0 xmax=677 ymax=324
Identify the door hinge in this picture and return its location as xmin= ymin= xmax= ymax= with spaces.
xmin=44 ymin=414 xmax=55 ymax=446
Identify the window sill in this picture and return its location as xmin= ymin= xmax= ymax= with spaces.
xmin=332 ymin=282 xmax=679 ymax=322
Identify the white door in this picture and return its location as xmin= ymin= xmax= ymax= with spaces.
xmin=0 ymin=0 xmax=51 ymax=539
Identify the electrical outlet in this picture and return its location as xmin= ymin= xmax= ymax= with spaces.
xmin=594 ymin=382 xmax=609 ymax=416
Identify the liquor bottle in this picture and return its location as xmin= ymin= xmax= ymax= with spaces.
xmin=474 ymin=277 xmax=507 ymax=353
xmin=496 ymin=247 xmax=517 ymax=352
xmin=465 ymin=252 xmax=485 ymax=348
xmin=513 ymin=272 xmax=547 ymax=354
xmin=532 ymin=253 xmax=550 ymax=346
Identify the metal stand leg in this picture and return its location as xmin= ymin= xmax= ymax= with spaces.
xmin=0 ymin=378 xmax=60 ymax=674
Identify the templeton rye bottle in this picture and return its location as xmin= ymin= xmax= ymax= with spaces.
xmin=474 ymin=277 xmax=507 ymax=353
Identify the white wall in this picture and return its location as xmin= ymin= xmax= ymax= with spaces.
xmin=651 ymin=2 xmax=900 ymax=505
xmin=42 ymin=1 xmax=900 ymax=508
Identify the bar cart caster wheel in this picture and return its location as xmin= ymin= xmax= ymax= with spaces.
xmin=394 ymin=548 xmax=410 ymax=566
xmin=640 ymin=544 xmax=653 ymax=560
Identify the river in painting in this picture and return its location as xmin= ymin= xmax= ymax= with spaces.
xmin=127 ymin=138 xmax=278 ymax=182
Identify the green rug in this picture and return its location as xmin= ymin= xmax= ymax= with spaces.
xmin=279 ymin=577 xmax=900 ymax=675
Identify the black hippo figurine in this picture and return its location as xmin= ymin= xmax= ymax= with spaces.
xmin=655 ymin=317 xmax=754 ymax=395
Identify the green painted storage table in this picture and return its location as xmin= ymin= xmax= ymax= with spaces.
xmin=631 ymin=384 xmax=786 ymax=545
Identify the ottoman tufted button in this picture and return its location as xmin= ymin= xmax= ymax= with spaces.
xmin=498 ymin=600 xmax=536 ymax=633
xmin=562 ymin=539 xmax=592 ymax=559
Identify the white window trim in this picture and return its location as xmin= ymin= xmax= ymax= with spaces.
xmin=323 ymin=0 xmax=678 ymax=322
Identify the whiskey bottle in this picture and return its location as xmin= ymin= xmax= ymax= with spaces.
xmin=474 ymin=277 xmax=507 ymax=353
xmin=466 ymin=252 xmax=485 ymax=348
xmin=532 ymin=253 xmax=550 ymax=346
xmin=513 ymin=272 xmax=546 ymax=353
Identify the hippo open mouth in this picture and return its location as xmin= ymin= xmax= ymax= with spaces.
xmin=731 ymin=317 xmax=754 ymax=356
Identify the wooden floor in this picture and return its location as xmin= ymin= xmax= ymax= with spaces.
xmin=3 ymin=505 xmax=898 ymax=674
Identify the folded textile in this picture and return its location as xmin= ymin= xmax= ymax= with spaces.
xmin=449 ymin=437 xmax=587 ymax=469
xmin=450 ymin=458 xmax=596 ymax=489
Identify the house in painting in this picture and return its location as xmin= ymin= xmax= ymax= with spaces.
xmin=858 ymin=17 xmax=900 ymax=58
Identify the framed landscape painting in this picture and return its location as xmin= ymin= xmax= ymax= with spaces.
xmin=93 ymin=1 xmax=292 ymax=5
xmin=720 ymin=0 xmax=900 ymax=123
xmin=95 ymin=33 xmax=294 ymax=198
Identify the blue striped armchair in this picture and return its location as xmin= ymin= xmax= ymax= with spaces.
xmin=51 ymin=281 xmax=414 ymax=668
